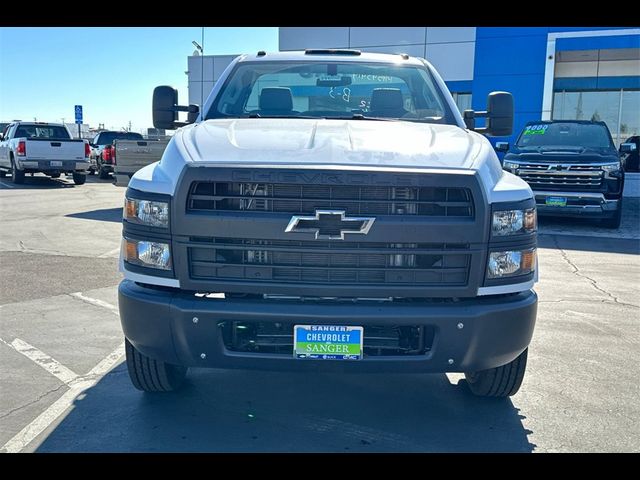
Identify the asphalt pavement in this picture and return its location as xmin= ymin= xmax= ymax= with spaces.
xmin=0 ymin=173 xmax=638 ymax=452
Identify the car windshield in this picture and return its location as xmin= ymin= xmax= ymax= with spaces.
xmin=15 ymin=125 xmax=70 ymax=139
xmin=97 ymin=132 xmax=144 ymax=145
xmin=516 ymin=122 xmax=614 ymax=149
xmin=206 ymin=61 xmax=455 ymax=124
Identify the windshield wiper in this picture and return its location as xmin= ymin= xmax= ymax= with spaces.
xmin=321 ymin=114 xmax=399 ymax=121
xmin=246 ymin=113 xmax=318 ymax=119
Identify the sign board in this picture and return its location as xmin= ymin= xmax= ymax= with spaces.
xmin=74 ymin=105 xmax=83 ymax=124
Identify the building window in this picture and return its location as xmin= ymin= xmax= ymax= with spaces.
xmin=451 ymin=92 xmax=472 ymax=114
xmin=552 ymin=89 xmax=639 ymax=147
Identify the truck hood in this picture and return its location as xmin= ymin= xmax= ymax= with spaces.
xmin=178 ymin=118 xmax=483 ymax=170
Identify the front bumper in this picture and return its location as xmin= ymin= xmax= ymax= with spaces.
xmin=19 ymin=159 xmax=89 ymax=172
xmin=534 ymin=191 xmax=620 ymax=218
xmin=119 ymin=280 xmax=537 ymax=374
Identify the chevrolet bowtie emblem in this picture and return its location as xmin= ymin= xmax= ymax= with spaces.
xmin=285 ymin=210 xmax=376 ymax=240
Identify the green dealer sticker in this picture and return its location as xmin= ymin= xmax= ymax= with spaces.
xmin=524 ymin=124 xmax=549 ymax=135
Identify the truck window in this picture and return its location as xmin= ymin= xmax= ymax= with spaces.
xmin=96 ymin=132 xmax=144 ymax=145
xmin=14 ymin=125 xmax=71 ymax=140
xmin=517 ymin=122 xmax=614 ymax=149
xmin=207 ymin=61 xmax=454 ymax=124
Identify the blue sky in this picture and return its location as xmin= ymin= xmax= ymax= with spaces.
xmin=0 ymin=27 xmax=278 ymax=132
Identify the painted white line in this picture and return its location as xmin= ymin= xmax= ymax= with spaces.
xmin=0 ymin=180 xmax=16 ymax=189
xmin=0 ymin=342 xmax=125 ymax=453
xmin=84 ymin=342 xmax=125 ymax=378
xmin=0 ymin=338 xmax=79 ymax=385
xmin=69 ymin=292 xmax=118 ymax=314
xmin=97 ymin=247 xmax=122 ymax=258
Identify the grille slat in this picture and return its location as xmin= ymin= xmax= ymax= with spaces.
xmin=515 ymin=163 xmax=604 ymax=191
xmin=188 ymin=238 xmax=470 ymax=287
xmin=188 ymin=182 xmax=474 ymax=217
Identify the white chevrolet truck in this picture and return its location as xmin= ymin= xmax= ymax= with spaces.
xmin=0 ymin=122 xmax=90 ymax=184
xmin=119 ymin=50 xmax=538 ymax=397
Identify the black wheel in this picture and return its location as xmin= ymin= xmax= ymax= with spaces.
xmin=464 ymin=348 xmax=528 ymax=397
xmin=10 ymin=157 xmax=25 ymax=184
xmin=602 ymin=201 xmax=622 ymax=229
xmin=125 ymin=338 xmax=187 ymax=392
xmin=72 ymin=172 xmax=86 ymax=185
xmin=50 ymin=173 xmax=61 ymax=179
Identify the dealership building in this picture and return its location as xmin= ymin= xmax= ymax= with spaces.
xmin=187 ymin=27 xmax=639 ymax=148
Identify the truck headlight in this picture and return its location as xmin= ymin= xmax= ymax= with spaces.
xmin=503 ymin=161 xmax=519 ymax=170
xmin=602 ymin=162 xmax=622 ymax=178
xmin=123 ymin=238 xmax=171 ymax=270
xmin=492 ymin=208 xmax=536 ymax=236
xmin=487 ymin=248 xmax=536 ymax=279
xmin=124 ymin=198 xmax=169 ymax=228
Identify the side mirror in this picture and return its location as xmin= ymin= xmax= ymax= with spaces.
xmin=462 ymin=91 xmax=514 ymax=137
xmin=152 ymin=86 xmax=200 ymax=130
xmin=495 ymin=141 xmax=510 ymax=152
xmin=620 ymin=143 xmax=637 ymax=153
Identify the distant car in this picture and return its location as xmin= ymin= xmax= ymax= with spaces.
xmin=0 ymin=122 xmax=90 ymax=185
xmin=501 ymin=120 xmax=634 ymax=229
xmin=620 ymin=135 xmax=639 ymax=172
xmin=90 ymin=131 xmax=144 ymax=179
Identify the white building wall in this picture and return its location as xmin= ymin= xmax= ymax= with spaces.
xmin=187 ymin=28 xmax=478 ymax=111
xmin=278 ymin=27 xmax=477 ymax=82
xmin=188 ymin=54 xmax=238 ymax=106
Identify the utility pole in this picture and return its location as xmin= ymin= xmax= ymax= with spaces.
xmin=201 ymin=27 xmax=205 ymax=108
xmin=128 ymin=120 xmax=132 ymax=132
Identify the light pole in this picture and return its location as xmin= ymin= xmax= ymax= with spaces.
xmin=192 ymin=28 xmax=204 ymax=107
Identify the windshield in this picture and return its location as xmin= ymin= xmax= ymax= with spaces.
xmin=15 ymin=125 xmax=70 ymax=139
xmin=516 ymin=122 xmax=614 ymax=149
xmin=96 ymin=132 xmax=143 ymax=145
xmin=206 ymin=61 xmax=455 ymax=124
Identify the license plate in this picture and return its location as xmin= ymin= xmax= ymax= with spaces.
xmin=50 ymin=161 xmax=62 ymax=167
xmin=545 ymin=196 xmax=567 ymax=207
xmin=294 ymin=325 xmax=363 ymax=360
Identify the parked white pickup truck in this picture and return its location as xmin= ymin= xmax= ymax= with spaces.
xmin=0 ymin=122 xmax=90 ymax=185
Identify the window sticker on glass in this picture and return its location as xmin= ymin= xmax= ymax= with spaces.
xmin=524 ymin=124 xmax=549 ymax=135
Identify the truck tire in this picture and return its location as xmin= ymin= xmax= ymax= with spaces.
xmin=602 ymin=200 xmax=622 ymax=229
xmin=72 ymin=172 xmax=87 ymax=185
xmin=10 ymin=157 xmax=25 ymax=184
xmin=125 ymin=338 xmax=187 ymax=392
xmin=464 ymin=348 xmax=528 ymax=397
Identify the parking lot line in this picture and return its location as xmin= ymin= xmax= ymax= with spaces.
xmin=0 ymin=338 xmax=78 ymax=385
xmin=97 ymin=247 xmax=122 ymax=258
xmin=69 ymin=292 xmax=119 ymax=314
xmin=0 ymin=342 xmax=124 ymax=453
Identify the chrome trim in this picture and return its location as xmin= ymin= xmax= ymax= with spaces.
xmin=119 ymin=256 xmax=180 ymax=288
xmin=477 ymin=280 xmax=535 ymax=296
xmin=285 ymin=209 xmax=376 ymax=240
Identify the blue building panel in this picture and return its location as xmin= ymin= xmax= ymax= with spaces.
xmin=556 ymin=34 xmax=640 ymax=52
xmin=445 ymin=80 xmax=473 ymax=93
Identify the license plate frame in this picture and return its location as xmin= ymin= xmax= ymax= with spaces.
xmin=294 ymin=325 xmax=363 ymax=360
xmin=545 ymin=196 xmax=567 ymax=207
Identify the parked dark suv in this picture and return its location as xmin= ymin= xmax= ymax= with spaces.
xmin=500 ymin=120 xmax=634 ymax=229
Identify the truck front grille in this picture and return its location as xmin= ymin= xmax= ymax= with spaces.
xmin=219 ymin=320 xmax=434 ymax=356
xmin=187 ymin=182 xmax=474 ymax=217
xmin=516 ymin=163 xmax=603 ymax=191
xmin=188 ymin=238 xmax=470 ymax=287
